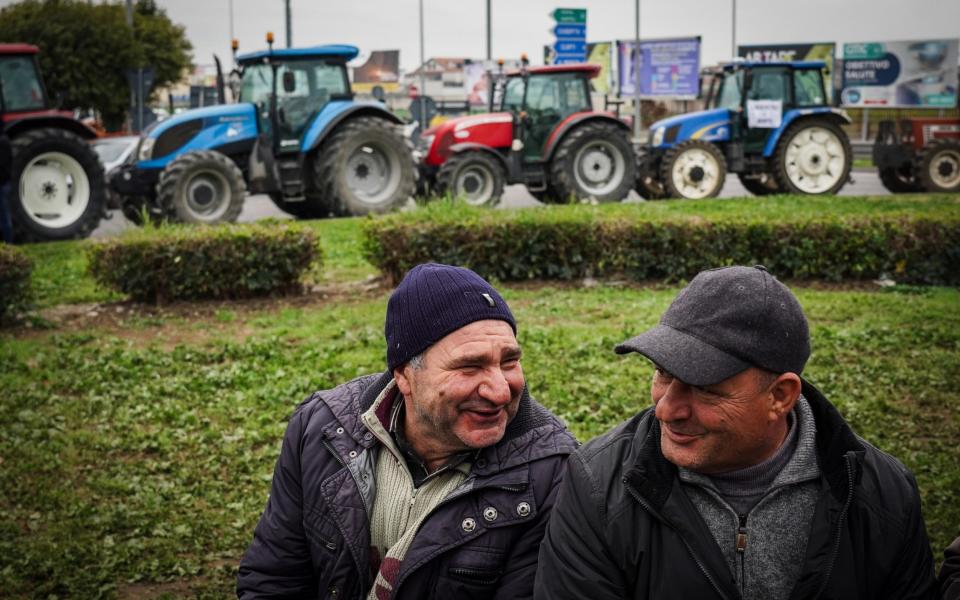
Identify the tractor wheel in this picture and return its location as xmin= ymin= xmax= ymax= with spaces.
xmin=436 ymin=151 xmax=505 ymax=207
xmin=917 ymin=140 xmax=960 ymax=193
xmin=877 ymin=165 xmax=923 ymax=194
xmin=773 ymin=118 xmax=851 ymax=195
xmin=9 ymin=127 xmax=106 ymax=242
xmin=660 ymin=140 xmax=726 ymax=199
xmin=156 ymin=150 xmax=245 ymax=224
xmin=550 ymin=121 xmax=635 ymax=202
xmin=635 ymin=154 xmax=667 ymax=200
xmin=313 ymin=116 xmax=417 ymax=216
xmin=737 ymin=172 xmax=781 ymax=196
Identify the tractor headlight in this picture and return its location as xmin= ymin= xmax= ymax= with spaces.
xmin=137 ymin=137 xmax=156 ymax=161
xmin=651 ymin=127 xmax=665 ymax=147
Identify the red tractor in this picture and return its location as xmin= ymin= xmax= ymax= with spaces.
xmin=873 ymin=117 xmax=960 ymax=193
xmin=1 ymin=43 xmax=105 ymax=242
xmin=416 ymin=62 xmax=636 ymax=205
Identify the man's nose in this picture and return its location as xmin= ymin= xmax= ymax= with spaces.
xmin=478 ymin=368 xmax=512 ymax=405
xmin=654 ymin=380 xmax=692 ymax=422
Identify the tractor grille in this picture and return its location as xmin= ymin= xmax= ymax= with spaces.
xmin=153 ymin=119 xmax=204 ymax=159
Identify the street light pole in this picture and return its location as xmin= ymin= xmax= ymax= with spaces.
xmin=633 ymin=0 xmax=641 ymax=141
xmin=285 ymin=0 xmax=292 ymax=48
xmin=731 ymin=0 xmax=737 ymax=58
xmin=419 ymin=0 xmax=427 ymax=130
xmin=486 ymin=0 xmax=491 ymax=61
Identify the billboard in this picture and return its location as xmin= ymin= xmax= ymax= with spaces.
xmin=738 ymin=43 xmax=836 ymax=101
xmin=352 ymin=50 xmax=400 ymax=94
xmin=617 ymin=37 xmax=700 ymax=98
xmin=840 ymin=39 xmax=958 ymax=107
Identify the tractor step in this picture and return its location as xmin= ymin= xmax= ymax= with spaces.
xmin=277 ymin=158 xmax=306 ymax=201
xmin=522 ymin=162 xmax=548 ymax=192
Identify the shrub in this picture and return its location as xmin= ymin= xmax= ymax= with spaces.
xmin=362 ymin=200 xmax=960 ymax=285
xmin=0 ymin=244 xmax=33 ymax=322
xmin=87 ymin=223 xmax=321 ymax=303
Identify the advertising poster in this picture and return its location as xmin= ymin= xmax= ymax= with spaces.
xmin=617 ymin=37 xmax=700 ymax=98
xmin=840 ymin=39 xmax=958 ymax=107
xmin=352 ymin=50 xmax=400 ymax=93
xmin=738 ymin=43 xmax=836 ymax=100
xmin=586 ymin=42 xmax=612 ymax=94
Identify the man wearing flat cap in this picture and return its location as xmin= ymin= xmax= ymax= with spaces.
xmin=239 ymin=263 xmax=576 ymax=599
xmin=536 ymin=265 xmax=938 ymax=600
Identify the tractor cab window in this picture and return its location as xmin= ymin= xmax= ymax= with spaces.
xmin=525 ymin=73 xmax=590 ymax=117
xmin=747 ymin=67 xmax=791 ymax=103
xmin=0 ymin=56 xmax=45 ymax=112
xmin=715 ymin=70 xmax=743 ymax=110
xmin=502 ymin=77 xmax=525 ymax=112
xmin=793 ymin=69 xmax=826 ymax=106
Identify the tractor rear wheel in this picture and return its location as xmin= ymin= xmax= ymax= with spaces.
xmin=436 ymin=151 xmax=505 ymax=207
xmin=156 ymin=150 xmax=245 ymax=224
xmin=9 ymin=127 xmax=106 ymax=242
xmin=878 ymin=165 xmax=923 ymax=194
xmin=313 ymin=116 xmax=416 ymax=216
xmin=660 ymin=140 xmax=726 ymax=199
xmin=550 ymin=121 xmax=635 ymax=202
xmin=737 ymin=172 xmax=781 ymax=196
xmin=773 ymin=118 xmax=851 ymax=195
xmin=917 ymin=140 xmax=960 ymax=193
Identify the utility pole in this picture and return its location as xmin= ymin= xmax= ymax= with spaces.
xmin=285 ymin=0 xmax=292 ymax=48
xmin=486 ymin=0 xmax=491 ymax=61
xmin=419 ymin=0 xmax=427 ymax=130
xmin=229 ymin=0 xmax=235 ymax=48
xmin=633 ymin=0 xmax=641 ymax=141
xmin=125 ymin=0 xmax=137 ymax=132
xmin=731 ymin=0 xmax=737 ymax=58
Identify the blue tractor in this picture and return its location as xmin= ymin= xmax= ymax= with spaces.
xmin=636 ymin=61 xmax=853 ymax=199
xmin=111 ymin=41 xmax=416 ymax=223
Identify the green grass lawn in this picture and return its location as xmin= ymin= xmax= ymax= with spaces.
xmin=3 ymin=195 xmax=959 ymax=598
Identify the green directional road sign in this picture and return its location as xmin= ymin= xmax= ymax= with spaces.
xmin=551 ymin=8 xmax=586 ymax=23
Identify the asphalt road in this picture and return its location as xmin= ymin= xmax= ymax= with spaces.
xmin=91 ymin=169 xmax=888 ymax=239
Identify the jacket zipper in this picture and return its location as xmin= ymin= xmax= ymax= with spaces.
xmin=736 ymin=514 xmax=747 ymax=592
xmin=811 ymin=452 xmax=855 ymax=600
xmin=623 ymin=478 xmax=731 ymax=600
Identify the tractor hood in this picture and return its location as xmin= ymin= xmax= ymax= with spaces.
xmin=137 ymin=103 xmax=259 ymax=168
xmin=143 ymin=103 xmax=257 ymax=140
xmin=421 ymin=112 xmax=514 ymax=166
xmin=648 ymin=107 xmax=732 ymax=149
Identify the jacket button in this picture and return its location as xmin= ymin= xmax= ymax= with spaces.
xmin=328 ymin=585 xmax=339 ymax=598
xmin=335 ymin=427 xmax=344 ymax=435
xmin=516 ymin=502 xmax=531 ymax=517
xmin=461 ymin=517 xmax=476 ymax=532
xmin=348 ymin=450 xmax=357 ymax=458
xmin=483 ymin=507 xmax=498 ymax=522
xmin=476 ymin=458 xmax=487 ymax=468
xmin=363 ymin=432 xmax=373 ymax=441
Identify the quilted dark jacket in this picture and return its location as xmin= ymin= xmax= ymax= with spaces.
xmin=238 ymin=371 xmax=577 ymax=600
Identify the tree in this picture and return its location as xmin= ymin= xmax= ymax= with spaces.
xmin=0 ymin=0 xmax=193 ymax=130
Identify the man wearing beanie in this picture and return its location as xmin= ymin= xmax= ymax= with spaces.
xmin=536 ymin=265 xmax=938 ymax=600
xmin=239 ymin=263 xmax=577 ymax=599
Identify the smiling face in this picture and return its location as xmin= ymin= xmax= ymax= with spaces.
xmin=651 ymin=366 xmax=800 ymax=475
xmin=394 ymin=319 xmax=524 ymax=467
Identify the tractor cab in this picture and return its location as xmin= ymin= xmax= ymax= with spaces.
xmin=0 ymin=45 xmax=49 ymax=116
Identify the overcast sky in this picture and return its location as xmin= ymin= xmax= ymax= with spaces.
xmin=3 ymin=0 xmax=959 ymax=71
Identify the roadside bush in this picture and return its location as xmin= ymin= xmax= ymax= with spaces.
xmin=363 ymin=201 xmax=960 ymax=285
xmin=0 ymin=244 xmax=33 ymax=322
xmin=87 ymin=223 xmax=321 ymax=303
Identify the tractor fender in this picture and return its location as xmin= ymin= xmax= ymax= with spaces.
xmin=448 ymin=143 xmax=510 ymax=172
xmin=5 ymin=113 xmax=97 ymax=140
xmin=543 ymin=112 xmax=630 ymax=162
xmin=302 ymin=101 xmax=403 ymax=153
xmin=762 ymin=108 xmax=852 ymax=157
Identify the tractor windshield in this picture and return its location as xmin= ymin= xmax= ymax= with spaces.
xmin=0 ymin=55 xmax=46 ymax=112
xmin=502 ymin=77 xmax=525 ymax=113
xmin=715 ymin=70 xmax=743 ymax=110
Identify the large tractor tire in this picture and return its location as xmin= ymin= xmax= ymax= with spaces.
xmin=877 ymin=165 xmax=923 ymax=194
xmin=156 ymin=150 xmax=245 ymax=224
xmin=737 ymin=172 xmax=781 ymax=196
xmin=550 ymin=121 xmax=635 ymax=203
xmin=660 ymin=140 xmax=727 ymax=199
xmin=9 ymin=127 xmax=105 ymax=242
xmin=917 ymin=140 xmax=960 ymax=193
xmin=313 ymin=116 xmax=417 ymax=216
xmin=772 ymin=118 xmax=851 ymax=195
xmin=436 ymin=151 xmax=506 ymax=207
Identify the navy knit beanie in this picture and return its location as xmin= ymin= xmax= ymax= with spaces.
xmin=385 ymin=263 xmax=517 ymax=371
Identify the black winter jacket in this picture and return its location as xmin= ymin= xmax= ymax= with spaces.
xmin=535 ymin=380 xmax=939 ymax=600
xmin=238 ymin=372 xmax=577 ymax=600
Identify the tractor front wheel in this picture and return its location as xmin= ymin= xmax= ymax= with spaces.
xmin=550 ymin=122 xmax=635 ymax=202
xmin=313 ymin=116 xmax=416 ymax=216
xmin=156 ymin=150 xmax=245 ymax=224
xmin=917 ymin=140 xmax=960 ymax=193
xmin=660 ymin=140 xmax=726 ymax=199
xmin=9 ymin=127 xmax=106 ymax=242
xmin=773 ymin=118 xmax=851 ymax=195
xmin=436 ymin=151 xmax=505 ymax=207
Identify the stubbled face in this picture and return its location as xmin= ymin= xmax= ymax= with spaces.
xmin=652 ymin=366 xmax=785 ymax=474
xmin=395 ymin=320 xmax=524 ymax=455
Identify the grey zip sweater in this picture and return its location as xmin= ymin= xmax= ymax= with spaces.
xmin=679 ymin=396 xmax=821 ymax=600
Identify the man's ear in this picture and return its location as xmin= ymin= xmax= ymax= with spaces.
xmin=394 ymin=365 xmax=413 ymax=397
xmin=769 ymin=372 xmax=802 ymax=420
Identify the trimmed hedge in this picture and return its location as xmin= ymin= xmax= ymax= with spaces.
xmin=363 ymin=200 xmax=960 ymax=285
xmin=88 ymin=223 xmax=321 ymax=303
xmin=0 ymin=244 xmax=32 ymax=322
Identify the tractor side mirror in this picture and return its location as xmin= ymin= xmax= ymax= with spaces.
xmin=282 ymin=71 xmax=296 ymax=93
